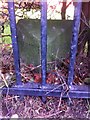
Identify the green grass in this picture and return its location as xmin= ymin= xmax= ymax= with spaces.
xmin=1 ymin=23 xmax=11 ymax=44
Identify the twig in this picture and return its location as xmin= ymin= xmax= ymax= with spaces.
xmin=7 ymin=50 xmax=13 ymax=61
xmin=35 ymin=109 xmax=65 ymax=118
xmin=81 ymin=10 xmax=87 ymax=23
xmin=22 ymin=61 xmax=56 ymax=71
xmin=45 ymin=83 xmax=65 ymax=96
xmin=2 ymin=34 xmax=11 ymax=37
xmin=4 ymin=95 xmax=19 ymax=101
xmin=20 ymin=73 xmax=31 ymax=80
xmin=58 ymin=92 xmax=63 ymax=109
xmin=80 ymin=18 xmax=90 ymax=28
xmin=49 ymin=53 xmax=68 ymax=69
xmin=1 ymin=73 xmax=8 ymax=87
xmin=86 ymin=99 xmax=90 ymax=118
xmin=0 ymin=11 xmax=8 ymax=16
xmin=55 ymin=70 xmax=72 ymax=108
xmin=78 ymin=31 xmax=87 ymax=46
xmin=55 ymin=48 xmax=59 ymax=70
xmin=78 ymin=27 xmax=86 ymax=38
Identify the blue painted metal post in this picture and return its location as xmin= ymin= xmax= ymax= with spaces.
xmin=41 ymin=0 xmax=47 ymax=86
xmin=8 ymin=1 xmax=22 ymax=85
xmin=68 ymin=0 xmax=82 ymax=86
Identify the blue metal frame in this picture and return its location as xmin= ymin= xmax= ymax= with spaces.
xmin=1 ymin=0 xmax=90 ymax=99
xmin=8 ymin=1 xmax=22 ymax=85
xmin=41 ymin=1 xmax=47 ymax=102
xmin=41 ymin=1 xmax=47 ymax=86
xmin=68 ymin=0 xmax=82 ymax=86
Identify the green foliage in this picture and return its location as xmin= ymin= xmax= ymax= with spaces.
xmin=1 ymin=23 xmax=11 ymax=44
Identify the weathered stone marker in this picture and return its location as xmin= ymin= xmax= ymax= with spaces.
xmin=17 ymin=19 xmax=73 ymax=65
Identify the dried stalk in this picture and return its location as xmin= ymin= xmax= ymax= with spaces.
xmin=0 ymin=72 xmax=8 ymax=87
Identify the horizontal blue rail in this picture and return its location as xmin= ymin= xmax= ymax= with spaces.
xmin=1 ymin=83 xmax=90 ymax=98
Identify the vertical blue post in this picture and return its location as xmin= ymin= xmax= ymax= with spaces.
xmin=68 ymin=1 xmax=82 ymax=86
xmin=41 ymin=0 xmax=47 ymax=86
xmin=8 ymin=1 xmax=22 ymax=85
